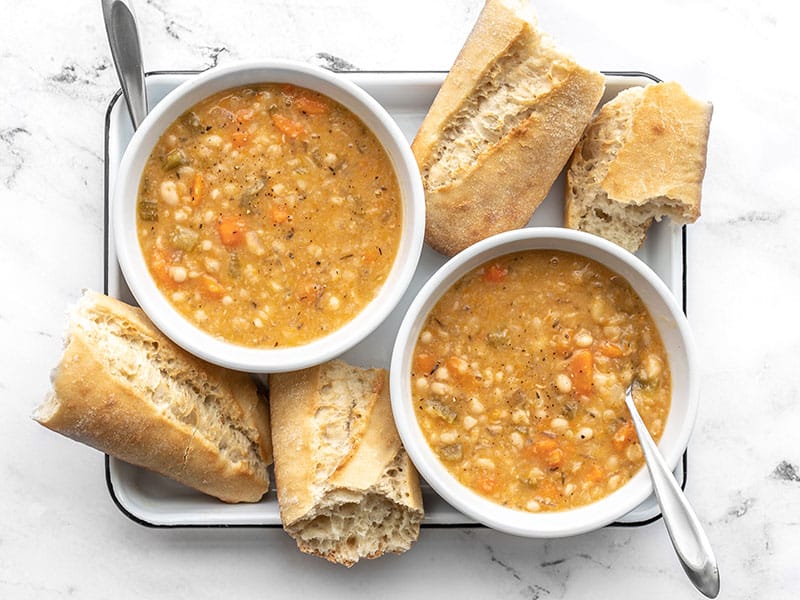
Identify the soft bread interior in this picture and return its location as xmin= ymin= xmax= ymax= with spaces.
xmin=309 ymin=366 xmax=375 ymax=487
xmin=69 ymin=295 xmax=267 ymax=471
xmin=33 ymin=392 xmax=61 ymax=423
xmin=289 ymin=452 xmax=421 ymax=567
xmin=424 ymin=6 xmax=570 ymax=191
xmin=566 ymin=86 xmax=651 ymax=251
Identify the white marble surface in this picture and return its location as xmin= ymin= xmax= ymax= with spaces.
xmin=1 ymin=0 xmax=798 ymax=597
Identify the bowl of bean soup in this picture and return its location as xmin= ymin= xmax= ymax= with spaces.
xmin=113 ymin=60 xmax=425 ymax=372
xmin=390 ymin=227 xmax=697 ymax=537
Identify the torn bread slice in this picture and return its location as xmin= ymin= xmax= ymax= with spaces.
xmin=34 ymin=289 xmax=273 ymax=503
xmin=269 ymin=360 xmax=423 ymax=567
xmin=565 ymin=81 xmax=713 ymax=252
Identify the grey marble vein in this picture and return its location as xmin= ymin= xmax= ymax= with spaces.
xmin=0 ymin=126 xmax=31 ymax=187
xmin=771 ymin=460 xmax=800 ymax=482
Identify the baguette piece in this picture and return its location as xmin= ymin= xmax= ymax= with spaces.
xmin=34 ymin=289 xmax=273 ymax=503
xmin=565 ymin=81 xmax=713 ymax=252
xmin=412 ymin=0 xmax=605 ymax=256
xmin=269 ymin=360 xmax=423 ymax=567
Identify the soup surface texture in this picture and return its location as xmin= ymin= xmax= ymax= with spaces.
xmin=411 ymin=250 xmax=671 ymax=512
xmin=136 ymin=83 xmax=401 ymax=348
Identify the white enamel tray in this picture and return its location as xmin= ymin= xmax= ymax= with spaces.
xmin=104 ymin=70 xmax=687 ymax=528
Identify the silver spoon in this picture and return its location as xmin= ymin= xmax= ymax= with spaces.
xmin=102 ymin=0 xmax=148 ymax=130
xmin=624 ymin=383 xmax=720 ymax=597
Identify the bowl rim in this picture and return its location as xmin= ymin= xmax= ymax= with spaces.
xmin=389 ymin=226 xmax=698 ymax=537
xmin=113 ymin=59 xmax=425 ymax=373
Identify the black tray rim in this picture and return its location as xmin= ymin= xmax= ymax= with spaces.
xmin=102 ymin=68 xmax=687 ymax=530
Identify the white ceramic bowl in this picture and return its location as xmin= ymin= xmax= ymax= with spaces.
xmin=113 ymin=60 xmax=425 ymax=373
xmin=390 ymin=227 xmax=698 ymax=537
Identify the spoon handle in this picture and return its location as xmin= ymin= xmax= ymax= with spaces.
xmin=102 ymin=0 xmax=148 ymax=130
xmin=624 ymin=390 xmax=720 ymax=598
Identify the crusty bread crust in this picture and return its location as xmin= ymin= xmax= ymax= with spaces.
xmin=565 ymin=81 xmax=713 ymax=252
xmin=34 ymin=290 xmax=273 ymax=503
xmin=412 ymin=0 xmax=605 ymax=256
xmin=269 ymin=360 xmax=423 ymax=567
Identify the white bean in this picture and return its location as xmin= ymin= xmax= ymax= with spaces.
xmin=469 ymin=397 xmax=485 ymax=414
xmin=626 ymin=444 xmax=643 ymax=461
xmin=526 ymin=500 xmax=541 ymax=512
xmin=159 ymin=181 xmax=179 ymax=206
xmin=440 ymin=430 xmax=458 ymax=444
xmin=556 ymin=373 xmax=572 ymax=393
xmin=550 ymin=417 xmax=569 ymax=431
xmin=169 ymin=266 xmax=187 ymax=283
xmin=575 ymin=331 xmax=594 ymax=348
xmin=204 ymin=134 xmax=222 ymax=147
xmin=430 ymin=382 xmax=450 ymax=396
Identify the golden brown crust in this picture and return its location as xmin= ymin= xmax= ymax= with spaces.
xmin=603 ymin=82 xmax=712 ymax=218
xmin=267 ymin=366 xmax=321 ymax=525
xmin=35 ymin=290 xmax=272 ymax=503
xmin=422 ymin=70 xmax=605 ymax=256
xmin=412 ymin=0 xmax=605 ymax=256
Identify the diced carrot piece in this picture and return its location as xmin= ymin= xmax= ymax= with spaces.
xmin=232 ymin=131 xmax=250 ymax=147
xmin=536 ymin=438 xmax=558 ymax=453
xmin=599 ymin=342 xmax=624 ymax=358
xmin=217 ymin=217 xmax=246 ymax=246
xmin=568 ymin=349 xmax=594 ymax=395
xmin=294 ymin=95 xmax=328 ymax=115
xmin=522 ymin=437 xmax=558 ymax=460
xmin=149 ymin=249 xmax=175 ymax=286
xmin=198 ymin=274 xmax=225 ymax=298
xmin=612 ymin=421 xmax=636 ymax=451
xmin=271 ymin=113 xmax=306 ymax=138
xmin=414 ymin=353 xmax=437 ymax=375
xmin=190 ymin=173 xmax=204 ymax=204
xmin=483 ymin=263 xmax=508 ymax=283
xmin=586 ymin=464 xmax=605 ymax=482
xmin=271 ymin=205 xmax=289 ymax=224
